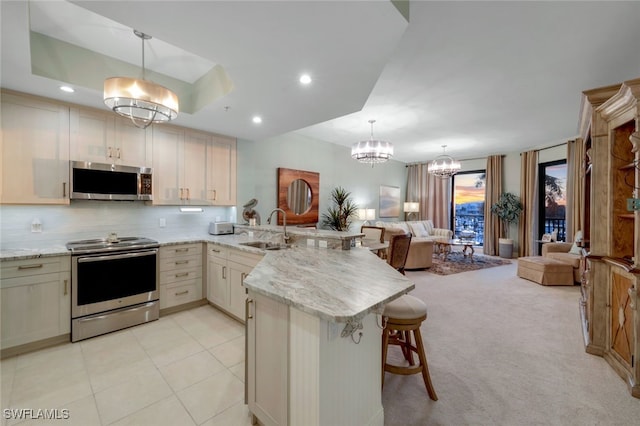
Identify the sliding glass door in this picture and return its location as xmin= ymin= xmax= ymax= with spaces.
xmin=452 ymin=171 xmax=486 ymax=244
xmin=538 ymin=160 xmax=567 ymax=242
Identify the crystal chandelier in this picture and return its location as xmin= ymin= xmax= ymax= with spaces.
xmin=428 ymin=145 xmax=461 ymax=178
xmin=351 ymin=120 xmax=393 ymax=165
xmin=104 ymin=30 xmax=179 ymax=129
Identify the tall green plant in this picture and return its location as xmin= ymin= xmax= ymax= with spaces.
xmin=322 ymin=186 xmax=359 ymax=231
xmin=490 ymin=192 xmax=523 ymax=239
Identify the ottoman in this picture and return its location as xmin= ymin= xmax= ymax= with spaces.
xmin=517 ymin=256 xmax=574 ymax=286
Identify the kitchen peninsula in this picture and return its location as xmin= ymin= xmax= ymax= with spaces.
xmin=244 ymin=244 xmax=414 ymax=426
xmin=1 ymin=225 xmax=414 ymax=426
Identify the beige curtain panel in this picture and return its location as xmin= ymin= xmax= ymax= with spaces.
xmin=406 ymin=163 xmax=451 ymax=229
xmin=518 ymin=150 xmax=538 ymax=257
xmin=483 ymin=155 xmax=503 ymax=256
xmin=566 ymin=138 xmax=584 ymax=241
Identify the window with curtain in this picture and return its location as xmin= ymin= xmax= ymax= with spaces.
xmin=452 ymin=170 xmax=486 ymax=244
xmin=538 ymin=160 xmax=567 ymax=241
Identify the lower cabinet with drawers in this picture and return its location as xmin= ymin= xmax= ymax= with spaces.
xmin=207 ymin=243 xmax=263 ymax=322
xmin=0 ymin=255 xmax=71 ymax=356
xmin=159 ymin=243 xmax=203 ymax=311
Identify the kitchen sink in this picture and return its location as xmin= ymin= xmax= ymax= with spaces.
xmin=240 ymin=241 xmax=291 ymax=251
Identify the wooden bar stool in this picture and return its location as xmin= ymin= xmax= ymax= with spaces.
xmin=381 ymin=294 xmax=438 ymax=400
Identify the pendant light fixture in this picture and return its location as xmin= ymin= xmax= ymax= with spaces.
xmin=351 ymin=120 xmax=393 ymax=165
xmin=104 ymin=30 xmax=179 ymax=129
xmin=428 ymin=145 xmax=461 ymax=178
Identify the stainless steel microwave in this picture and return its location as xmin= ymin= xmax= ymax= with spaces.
xmin=70 ymin=161 xmax=153 ymax=201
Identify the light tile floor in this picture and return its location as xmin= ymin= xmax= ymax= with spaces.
xmin=0 ymin=306 xmax=254 ymax=426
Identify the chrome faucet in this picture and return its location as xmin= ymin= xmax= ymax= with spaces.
xmin=267 ymin=208 xmax=290 ymax=243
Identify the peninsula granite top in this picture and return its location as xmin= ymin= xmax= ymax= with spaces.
xmin=243 ymin=245 xmax=414 ymax=323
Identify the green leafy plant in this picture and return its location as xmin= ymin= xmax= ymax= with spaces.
xmin=490 ymin=192 xmax=523 ymax=239
xmin=322 ymin=186 xmax=359 ymax=231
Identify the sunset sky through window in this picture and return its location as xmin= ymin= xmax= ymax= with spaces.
xmin=454 ymin=172 xmax=485 ymax=205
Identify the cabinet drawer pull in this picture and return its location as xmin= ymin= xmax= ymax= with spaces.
xmin=175 ymin=272 xmax=189 ymax=278
xmin=64 ymin=279 xmax=68 ymax=295
xmin=186 ymin=188 xmax=190 ymax=200
xmin=175 ymin=248 xmax=189 ymax=253
xmin=175 ymin=260 xmax=189 ymax=265
xmin=63 ymin=182 xmax=67 ymax=197
xmin=246 ymin=298 xmax=254 ymax=319
xmin=108 ymin=146 xmax=113 ymax=158
xmin=175 ymin=290 xmax=189 ymax=296
xmin=116 ymin=148 xmax=121 ymax=159
xmin=18 ymin=264 xmax=44 ymax=270
xmin=222 ymin=266 xmax=227 ymax=279
xmin=211 ymin=248 xmax=221 ymax=253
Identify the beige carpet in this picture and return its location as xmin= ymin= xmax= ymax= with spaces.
xmin=382 ymin=260 xmax=640 ymax=426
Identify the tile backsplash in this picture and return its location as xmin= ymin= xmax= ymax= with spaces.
xmin=0 ymin=202 xmax=236 ymax=249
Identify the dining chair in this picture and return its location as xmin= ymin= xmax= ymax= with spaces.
xmin=361 ymin=225 xmax=385 ymax=243
xmin=387 ymin=233 xmax=412 ymax=275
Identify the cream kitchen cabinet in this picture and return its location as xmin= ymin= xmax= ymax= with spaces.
xmin=245 ymin=290 xmax=384 ymax=426
xmin=159 ymin=244 xmax=203 ymax=311
xmin=152 ymin=126 xmax=208 ymax=205
xmin=70 ymin=107 xmax=150 ymax=166
xmin=207 ymin=243 xmax=263 ymax=321
xmin=206 ymin=135 xmax=237 ymax=205
xmin=246 ymin=291 xmax=289 ymax=426
xmin=0 ymin=256 xmax=71 ymax=356
xmin=1 ymin=92 xmax=70 ymax=205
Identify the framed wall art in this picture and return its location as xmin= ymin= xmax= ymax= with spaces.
xmin=379 ymin=185 xmax=401 ymax=218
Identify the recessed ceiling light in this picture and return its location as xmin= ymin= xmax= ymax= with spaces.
xmin=299 ymin=74 xmax=312 ymax=85
xmin=252 ymin=116 xmax=262 ymax=124
xmin=59 ymin=85 xmax=75 ymax=93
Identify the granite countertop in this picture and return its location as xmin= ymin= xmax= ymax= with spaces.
xmin=0 ymin=233 xmax=268 ymax=261
xmin=234 ymin=224 xmax=365 ymax=240
xmin=0 ymin=246 xmax=71 ymax=261
xmin=243 ymin=246 xmax=414 ymax=323
xmin=1 ymin=232 xmax=414 ymax=324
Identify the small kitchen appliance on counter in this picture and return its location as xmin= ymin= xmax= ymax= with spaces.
xmin=209 ymin=221 xmax=234 ymax=235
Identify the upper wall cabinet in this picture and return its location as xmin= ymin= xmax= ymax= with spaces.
xmin=0 ymin=91 xmax=236 ymax=207
xmin=1 ymin=92 xmax=70 ymax=205
xmin=70 ymin=107 xmax=150 ymax=167
xmin=152 ymin=126 xmax=207 ymax=205
xmin=152 ymin=125 xmax=236 ymax=206
xmin=207 ymin=135 xmax=237 ymax=206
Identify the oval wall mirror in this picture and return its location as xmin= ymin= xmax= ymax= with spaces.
xmin=287 ymin=179 xmax=312 ymax=214
xmin=277 ymin=168 xmax=320 ymax=225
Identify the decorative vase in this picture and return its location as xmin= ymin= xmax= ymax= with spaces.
xmin=498 ymin=238 xmax=513 ymax=258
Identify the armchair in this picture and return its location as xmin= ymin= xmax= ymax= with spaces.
xmin=541 ymin=240 xmax=582 ymax=283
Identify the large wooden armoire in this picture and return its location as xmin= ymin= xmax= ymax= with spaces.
xmin=578 ymin=78 xmax=640 ymax=398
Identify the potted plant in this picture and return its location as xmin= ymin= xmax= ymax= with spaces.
xmin=322 ymin=186 xmax=359 ymax=231
xmin=490 ymin=192 xmax=523 ymax=258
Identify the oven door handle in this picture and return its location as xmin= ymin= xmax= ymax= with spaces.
xmin=77 ymin=250 xmax=157 ymax=263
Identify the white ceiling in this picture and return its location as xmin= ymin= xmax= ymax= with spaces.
xmin=2 ymin=1 xmax=639 ymax=164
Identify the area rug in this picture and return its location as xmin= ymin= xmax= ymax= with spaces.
xmin=426 ymin=251 xmax=511 ymax=275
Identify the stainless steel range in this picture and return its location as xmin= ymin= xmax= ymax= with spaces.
xmin=66 ymin=236 xmax=160 ymax=342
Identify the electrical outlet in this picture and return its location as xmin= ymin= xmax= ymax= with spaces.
xmin=318 ymin=240 xmax=328 ymax=249
xmin=627 ymin=198 xmax=640 ymax=211
xmin=307 ymin=239 xmax=315 ymax=247
xmin=159 ymin=218 xmax=166 ymax=227
xmin=31 ymin=218 xmax=42 ymax=233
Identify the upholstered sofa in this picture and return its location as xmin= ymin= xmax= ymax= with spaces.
xmin=375 ymin=220 xmax=453 ymax=270
xmin=541 ymin=239 xmax=582 ymax=283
